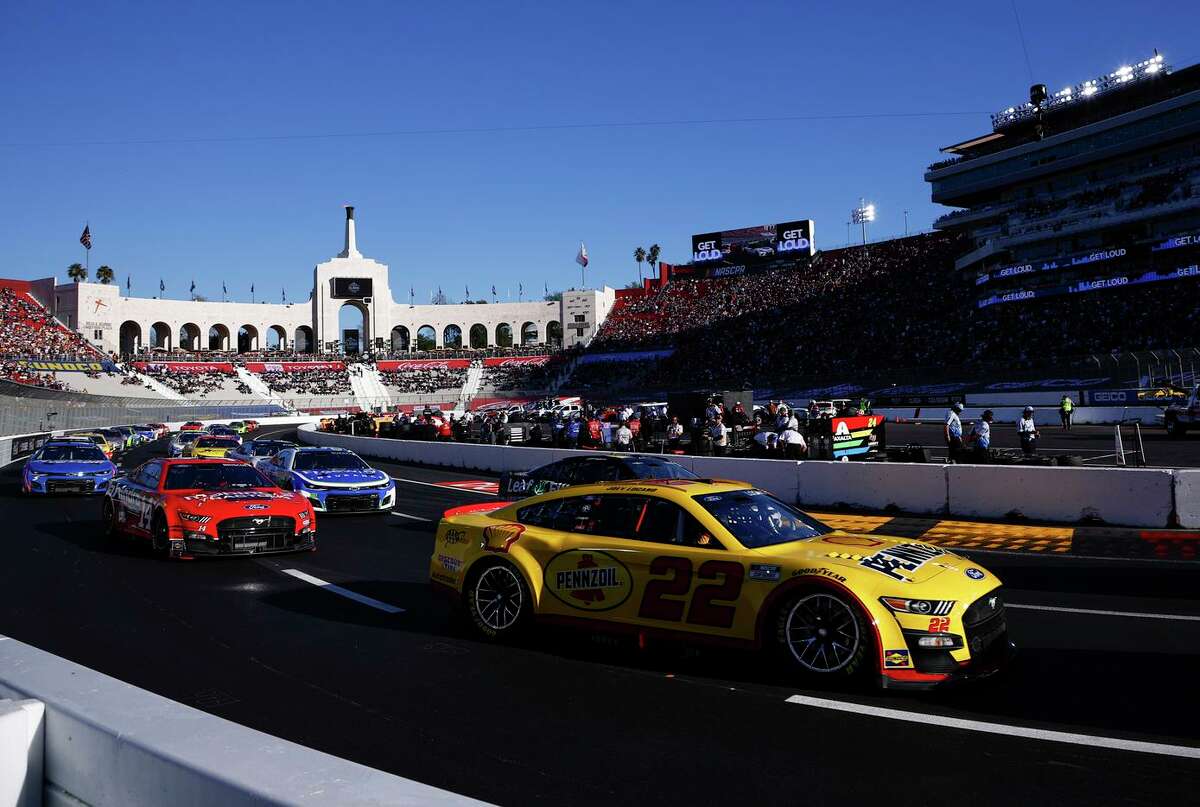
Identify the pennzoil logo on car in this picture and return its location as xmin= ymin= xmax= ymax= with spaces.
xmin=544 ymin=550 xmax=633 ymax=612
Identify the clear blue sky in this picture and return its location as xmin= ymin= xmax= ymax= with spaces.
xmin=1 ymin=1 xmax=1194 ymax=303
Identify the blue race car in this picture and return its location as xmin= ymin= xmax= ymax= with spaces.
xmin=22 ymin=439 xmax=119 ymax=495
xmin=263 ymin=446 xmax=395 ymax=514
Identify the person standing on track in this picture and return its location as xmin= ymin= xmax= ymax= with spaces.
xmin=945 ymin=402 xmax=965 ymax=463
xmin=1018 ymin=406 xmax=1040 ymax=456
xmin=967 ymin=409 xmax=993 ymax=462
xmin=1059 ymin=394 xmax=1074 ymax=431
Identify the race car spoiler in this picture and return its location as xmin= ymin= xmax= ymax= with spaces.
xmin=443 ymin=501 xmax=512 ymax=518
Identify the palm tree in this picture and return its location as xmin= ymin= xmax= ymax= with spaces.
xmin=633 ymin=246 xmax=646 ymax=285
xmin=67 ymin=263 xmax=87 ymax=283
xmin=647 ymin=244 xmax=661 ymax=280
xmin=96 ymin=265 xmax=114 ymax=284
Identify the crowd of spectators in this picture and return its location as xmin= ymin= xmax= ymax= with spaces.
xmin=0 ymin=286 xmax=100 ymax=360
xmin=0 ymin=359 xmax=73 ymax=390
xmin=259 ymin=365 xmax=351 ymax=396
xmin=379 ymin=366 xmax=466 ymax=394
xmin=137 ymin=364 xmax=239 ymax=397
xmin=480 ymin=355 xmax=569 ymax=391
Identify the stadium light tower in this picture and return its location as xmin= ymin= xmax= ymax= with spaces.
xmin=851 ymin=199 xmax=876 ymax=245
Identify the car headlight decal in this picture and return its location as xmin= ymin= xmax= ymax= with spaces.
xmin=880 ymin=597 xmax=955 ymax=615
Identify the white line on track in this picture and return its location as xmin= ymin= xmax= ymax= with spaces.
xmin=390 ymin=476 xmax=498 ymax=495
xmin=1008 ymin=603 xmax=1200 ymax=621
xmin=784 ymin=695 xmax=1200 ymax=759
xmin=280 ymin=569 xmax=405 ymax=613
xmin=390 ymin=510 xmax=432 ymax=521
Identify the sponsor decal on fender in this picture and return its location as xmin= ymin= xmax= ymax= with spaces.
xmin=544 ymin=550 xmax=633 ymax=611
xmin=790 ymin=567 xmax=848 ymax=584
xmin=442 ymin=528 xmax=469 ymax=545
xmin=482 ymin=523 xmax=525 ymax=553
xmin=858 ymin=543 xmax=946 ymax=582
xmin=883 ymin=649 xmax=911 ymax=668
xmin=748 ymin=563 xmax=781 ymax=582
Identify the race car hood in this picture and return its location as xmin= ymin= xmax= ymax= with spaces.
xmin=27 ymin=459 xmax=112 ymax=475
xmin=293 ymin=468 xmax=390 ymax=487
xmin=759 ymin=532 xmax=959 ymax=585
xmin=173 ymin=488 xmax=309 ymax=513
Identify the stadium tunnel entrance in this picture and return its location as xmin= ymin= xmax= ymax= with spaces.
xmin=338 ymin=301 xmax=368 ymax=355
xmin=119 ymin=321 xmax=141 ymax=355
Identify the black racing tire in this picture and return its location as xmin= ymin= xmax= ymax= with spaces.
xmin=775 ymin=588 xmax=873 ymax=680
xmin=150 ymin=512 xmax=170 ymax=559
xmin=464 ymin=559 xmax=532 ymax=641
xmin=102 ymin=499 xmax=120 ymax=540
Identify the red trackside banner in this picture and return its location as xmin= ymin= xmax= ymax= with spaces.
xmin=376 ymin=360 xmax=470 ymax=371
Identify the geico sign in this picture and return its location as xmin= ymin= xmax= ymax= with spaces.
xmin=777 ymin=230 xmax=810 ymax=252
xmin=1092 ymin=391 xmax=1129 ymax=402
xmin=693 ymin=240 xmax=722 ymax=261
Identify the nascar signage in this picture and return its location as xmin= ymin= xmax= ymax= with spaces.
xmin=331 ymin=277 xmax=373 ymax=299
xmin=691 ymin=219 xmax=815 ymax=263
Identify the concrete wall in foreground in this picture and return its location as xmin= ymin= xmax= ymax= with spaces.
xmin=298 ymin=425 xmax=1194 ymax=528
xmin=0 ymin=635 xmax=486 ymax=806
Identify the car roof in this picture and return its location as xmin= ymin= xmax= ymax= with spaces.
xmin=494 ymin=478 xmax=753 ymax=513
xmin=162 ymin=458 xmax=246 ymax=466
xmin=295 ymin=446 xmax=351 ymax=452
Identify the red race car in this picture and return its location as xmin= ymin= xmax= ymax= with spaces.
xmin=180 ymin=421 xmax=204 ymax=432
xmin=102 ymin=458 xmax=317 ymax=559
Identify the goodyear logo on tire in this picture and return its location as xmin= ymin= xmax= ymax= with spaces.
xmin=544 ymin=550 xmax=633 ymax=612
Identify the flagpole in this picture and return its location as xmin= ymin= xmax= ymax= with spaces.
xmin=85 ymin=220 xmax=89 ymax=274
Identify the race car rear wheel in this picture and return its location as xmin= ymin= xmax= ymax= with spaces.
xmin=776 ymin=590 xmax=871 ymax=678
xmin=466 ymin=560 xmax=531 ymax=640
xmin=102 ymin=499 xmax=119 ymax=539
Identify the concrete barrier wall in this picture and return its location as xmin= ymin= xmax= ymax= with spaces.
xmin=1175 ymin=470 xmax=1200 ymax=529
xmin=298 ymin=425 xmax=1193 ymax=527
xmin=877 ymin=405 xmax=1162 ymax=426
xmin=947 ymin=464 xmax=1176 ymax=526
xmin=0 ymin=635 xmax=485 ymax=806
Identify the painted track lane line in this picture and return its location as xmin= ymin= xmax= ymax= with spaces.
xmin=1008 ymin=603 xmax=1200 ymax=621
xmin=785 ymin=695 xmax=1200 ymax=759
xmin=390 ymin=476 xmax=498 ymax=495
xmin=281 ymin=569 xmax=405 ymax=613
xmin=390 ymin=510 xmax=432 ymax=521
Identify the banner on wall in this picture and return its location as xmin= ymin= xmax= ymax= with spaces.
xmin=376 ymin=359 xmax=470 ymax=371
xmin=481 ymin=356 xmax=551 ymax=367
xmin=131 ymin=361 xmax=234 ymax=373
xmin=244 ymin=361 xmax=345 ymax=372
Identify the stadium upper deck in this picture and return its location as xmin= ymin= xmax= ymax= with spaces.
xmin=927 ymin=55 xmax=1200 ymax=289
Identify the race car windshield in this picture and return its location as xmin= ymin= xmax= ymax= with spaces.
xmin=164 ymin=464 xmax=271 ymax=490
xmin=293 ymin=452 xmax=369 ymax=471
xmin=37 ymin=445 xmax=108 ymax=462
xmin=197 ymin=437 xmax=239 ymax=447
xmin=251 ymin=443 xmax=286 ymax=455
xmin=176 ymin=433 xmax=202 ymax=443
xmin=693 ymin=489 xmax=831 ymax=548
xmin=624 ymin=459 xmax=698 ymax=479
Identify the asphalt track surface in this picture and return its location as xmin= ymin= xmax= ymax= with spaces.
xmin=884 ymin=421 xmax=1200 ymax=467
xmin=2 ymin=427 xmax=1199 ymax=806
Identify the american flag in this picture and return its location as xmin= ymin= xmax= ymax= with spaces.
xmin=80 ymin=225 xmax=92 ymax=250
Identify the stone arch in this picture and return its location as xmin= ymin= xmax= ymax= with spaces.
xmin=391 ymin=325 xmax=410 ymax=352
xmin=443 ymin=324 xmax=463 ymax=349
xmin=149 ymin=321 xmax=172 ymax=351
xmin=237 ymin=324 xmax=259 ymax=353
xmin=208 ymin=324 xmax=230 ymax=351
xmin=294 ymin=325 xmax=313 ymax=353
xmin=178 ymin=323 xmax=201 ymax=351
xmin=338 ymin=301 xmax=368 ymax=354
xmin=469 ymin=323 xmax=488 ymax=349
xmin=416 ymin=325 xmax=436 ymax=351
xmin=520 ymin=321 xmax=538 ymax=346
xmin=266 ymin=325 xmax=287 ymax=350
xmin=495 ymin=322 xmax=513 ymax=348
xmin=546 ymin=320 xmax=563 ymax=346
xmin=119 ymin=321 xmax=142 ymax=355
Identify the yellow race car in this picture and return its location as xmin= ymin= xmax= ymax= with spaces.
xmin=430 ymin=479 xmax=1013 ymax=689
xmin=185 ymin=435 xmax=241 ymax=458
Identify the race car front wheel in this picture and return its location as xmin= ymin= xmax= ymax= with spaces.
xmin=776 ymin=590 xmax=871 ymax=678
xmin=466 ymin=560 xmax=531 ymax=640
xmin=150 ymin=513 xmax=170 ymax=559
xmin=102 ymin=500 xmax=119 ymax=539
